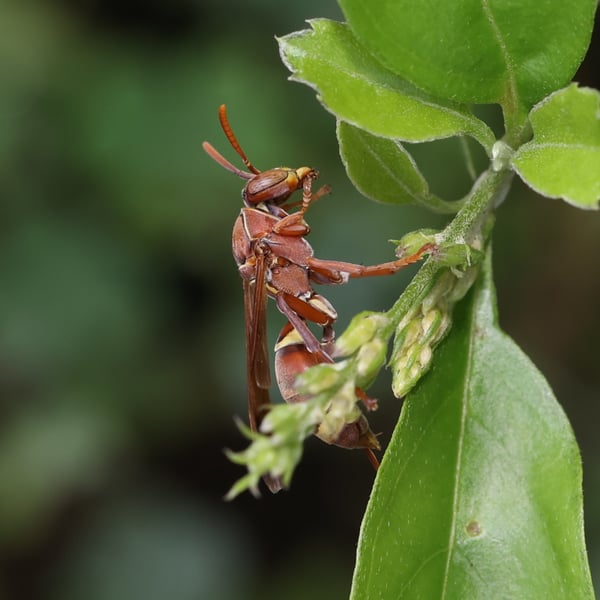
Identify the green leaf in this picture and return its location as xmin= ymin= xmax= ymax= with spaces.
xmin=337 ymin=121 xmax=462 ymax=213
xmin=339 ymin=0 xmax=596 ymax=111
xmin=351 ymin=251 xmax=593 ymax=599
xmin=278 ymin=19 xmax=495 ymax=151
xmin=512 ymin=84 xmax=600 ymax=209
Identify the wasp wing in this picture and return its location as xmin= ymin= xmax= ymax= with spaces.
xmin=243 ymin=252 xmax=271 ymax=432
xmin=243 ymin=260 xmax=282 ymax=494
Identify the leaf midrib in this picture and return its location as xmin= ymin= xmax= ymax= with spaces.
xmin=481 ymin=0 xmax=520 ymax=114
xmin=440 ymin=302 xmax=477 ymax=598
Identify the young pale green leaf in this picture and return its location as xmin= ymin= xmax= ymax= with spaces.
xmin=337 ymin=121 xmax=462 ymax=213
xmin=351 ymin=252 xmax=593 ymax=599
xmin=278 ymin=19 xmax=495 ymax=151
xmin=339 ymin=0 xmax=596 ymax=111
xmin=512 ymin=84 xmax=600 ymax=209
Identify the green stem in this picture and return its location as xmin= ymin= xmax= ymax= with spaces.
xmin=384 ymin=167 xmax=513 ymax=333
xmin=459 ymin=136 xmax=478 ymax=182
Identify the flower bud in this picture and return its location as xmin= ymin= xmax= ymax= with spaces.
xmin=391 ymin=367 xmax=416 ymax=399
xmin=394 ymin=316 xmax=422 ymax=350
xmin=448 ymin=264 xmax=481 ymax=303
xmin=393 ymin=229 xmax=440 ymax=258
xmin=418 ymin=345 xmax=433 ymax=370
xmin=296 ymin=361 xmax=345 ymax=395
xmin=334 ymin=311 xmax=390 ymax=357
xmin=315 ymin=381 xmax=360 ymax=442
xmin=420 ymin=308 xmax=443 ymax=344
xmin=355 ymin=337 xmax=388 ymax=386
xmin=434 ymin=242 xmax=484 ymax=269
xmin=421 ymin=270 xmax=454 ymax=313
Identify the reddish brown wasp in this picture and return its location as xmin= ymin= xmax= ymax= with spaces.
xmin=203 ymin=105 xmax=431 ymax=493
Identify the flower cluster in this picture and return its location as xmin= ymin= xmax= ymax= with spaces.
xmin=225 ymin=336 xmax=384 ymax=499
xmin=225 ymin=402 xmax=322 ymax=499
xmin=389 ymin=232 xmax=484 ymax=397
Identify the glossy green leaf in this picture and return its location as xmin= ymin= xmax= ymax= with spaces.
xmin=337 ymin=121 xmax=461 ymax=213
xmin=351 ymin=252 xmax=593 ymax=599
xmin=339 ymin=0 xmax=596 ymax=110
xmin=512 ymin=85 xmax=600 ymax=209
xmin=278 ymin=20 xmax=495 ymax=151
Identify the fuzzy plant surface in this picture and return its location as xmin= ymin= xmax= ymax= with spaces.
xmin=226 ymin=0 xmax=598 ymax=597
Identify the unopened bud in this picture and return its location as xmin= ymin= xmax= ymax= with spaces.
xmin=315 ymin=381 xmax=360 ymax=443
xmin=296 ymin=361 xmax=345 ymax=395
xmin=448 ymin=264 xmax=481 ymax=303
xmin=420 ymin=308 xmax=443 ymax=344
xmin=335 ymin=311 xmax=390 ymax=357
xmin=392 ymin=368 xmax=416 ymax=399
xmin=421 ymin=271 xmax=454 ymax=313
xmin=394 ymin=229 xmax=440 ymax=258
xmin=355 ymin=338 xmax=388 ymax=386
xmin=395 ymin=316 xmax=422 ymax=350
xmin=392 ymin=340 xmax=434 ymax=398
xmin=418 ymin=345 xmax=433 ymax=369
xmin=434 ymin=242 xmax=484 ymax=269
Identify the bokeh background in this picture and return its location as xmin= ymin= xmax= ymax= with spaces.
xmin=1 ymin=1 xmax=599 ymax=598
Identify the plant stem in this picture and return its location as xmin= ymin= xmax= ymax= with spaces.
xmin=385 ymin=167 xmax=513 ymax=334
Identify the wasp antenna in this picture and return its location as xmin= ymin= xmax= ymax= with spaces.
xmin=203 ymin=141 xmax=254 ymax=180
xmin=218 ymin=104 xmax=261 ymax=175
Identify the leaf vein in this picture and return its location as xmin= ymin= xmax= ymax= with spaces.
xmin=440 ymin=306 xmax=476 ymax=597
xmin=480 ymin=0 xmax=520 ymax=110
xmin=290 ymin=46 xmax=476 ymax=132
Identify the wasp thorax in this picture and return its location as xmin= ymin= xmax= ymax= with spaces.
xmin=243 ymin=167 xmax=317 ymax=206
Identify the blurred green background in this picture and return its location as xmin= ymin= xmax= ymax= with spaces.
xmin=0 ymin=1 xmax=598 ymax=598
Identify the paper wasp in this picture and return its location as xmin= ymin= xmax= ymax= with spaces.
xmin=203 ymin=105 xmax=431 ymax=493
